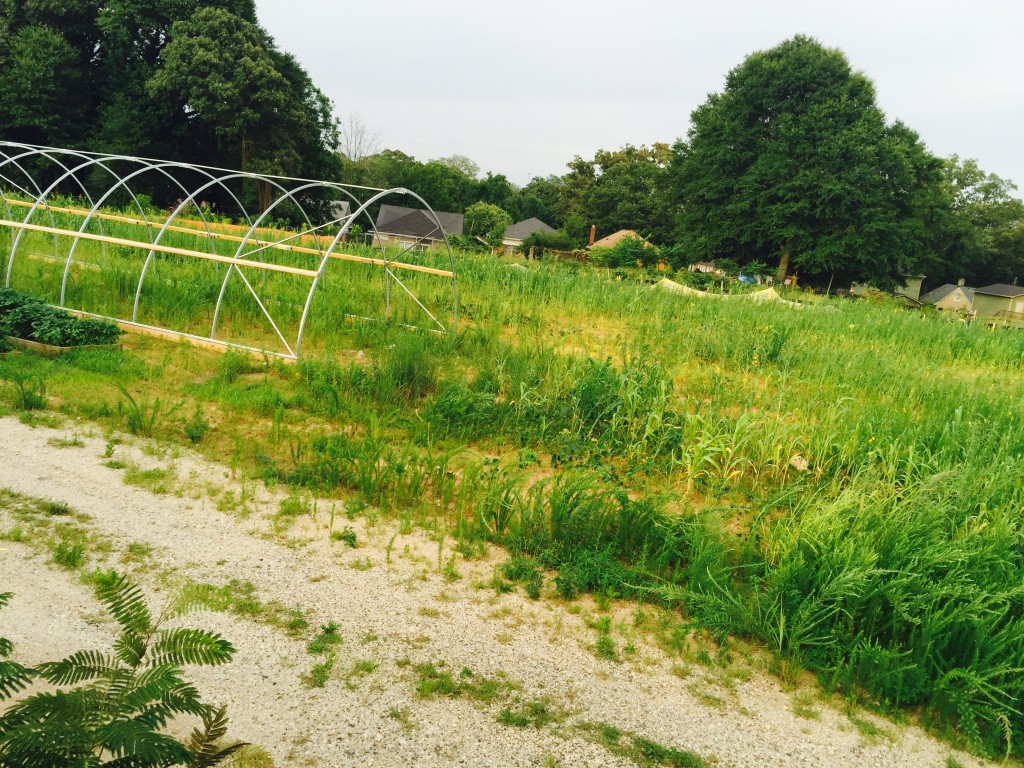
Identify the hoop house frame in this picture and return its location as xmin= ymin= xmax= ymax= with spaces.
xmin=0 ymin=142 xmax=458 ymax=360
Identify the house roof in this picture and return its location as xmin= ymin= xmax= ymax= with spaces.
xmin=920 ymin=284 xmax=975 ymax=304
xmin=589 ymin=229 xmax=646 ymax=249
xmin=504 ymin=218 xmax=555 ymax=241
xmin=374 ymin=204 xmax=463 ymax=239
xmin=975 ymin=283 xmax=1024 ymax=298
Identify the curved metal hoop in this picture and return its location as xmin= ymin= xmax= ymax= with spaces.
xmin=0 ymin=142 xmax=458 ymax=360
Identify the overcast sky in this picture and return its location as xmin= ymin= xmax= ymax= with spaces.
xmin=255 ymin=0 xmax=1024 ymax=191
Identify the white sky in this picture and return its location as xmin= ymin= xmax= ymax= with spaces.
xmin=255 ymin=0 xmax=1024 ymax=191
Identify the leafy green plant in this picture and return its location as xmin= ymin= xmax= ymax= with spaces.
xmin=184 ymin=404 xmax=210 ymax=444
xmin=330 ymin=526 xmax=357 ymax=547
xmin=51 ymin=534 xmax=87 ymax=569
xmin=307 ymin=622 xmax=343 ymax=655
xmin=302 ymin=652 xmax=335 ymax=688
xmin=497 ymin=697 xmax=564 ymax=728
xmin=0 ymin=365 xmax=48 ymax=411
xmin=0 ymin=288 xmax=122 ymax=346
xmin=0 ymin=574 xmax=243 ymax=767
xmin=117 ymin=383 xmax=175 ymax=436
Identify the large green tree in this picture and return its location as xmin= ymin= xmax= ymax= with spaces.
xmin=0 ymin=0 xmax=338 ymax=212
xmin=0 ymin=25 xmax=86 ymax=145
xmin=934 ymin=156 xmax=1024 ymax=285
xmin=669 ymin=35 xmax=947 ymax=288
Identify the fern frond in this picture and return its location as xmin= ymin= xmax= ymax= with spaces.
xmin=97 ymin=573 xmax=153 ymax=635
xmin=35 ymin=649 xmax=118 ymax=686
xmin=0 ymin=689 xmax=97 ymax=756
xmin=150 ymin=628 xmax=236 ymax=667
xmin=0 ymin=659 xmax=34 ymax=699
xmin=113 ymin=668 xmax=206 ymax=723
xmin=114 ymin=630 xmax=148 ymax=668
xmin=0 ymin=721 xmax=93 ymax=766
xmin=189 ymin=705 xmax=249 ymax=768
xmin=93 ymin=716 xmax=193 ymax=765
xmin=0 ymin=637 xmax=14 ymax=657
xmin=171 ymin=582 xmax=235 ymax=617
xmin=156 ymin=680 xmax=208 ymax=718
xmin=0 ymin=592 xmax=12 ymax=609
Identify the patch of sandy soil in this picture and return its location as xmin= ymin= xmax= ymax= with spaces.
xmin=0 ymin=415 xmax=995 ymax=768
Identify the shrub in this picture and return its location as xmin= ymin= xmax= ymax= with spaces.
xmin=519 ymin=230 xmax=576 ymax=256
xmin=590 ymin=236 xmax=654 ymax=269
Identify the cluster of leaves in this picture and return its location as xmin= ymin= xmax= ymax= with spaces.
xmin=518 ymin=229 xmax=576 ymax=257
xmin=0 ymin=0 xmax=339 ymax=215
xmin=590 ymin=236 xmax=655 ymax=269
xmin=0 ymin=574 xmax=243 ymax=767
xmin=0 ymin=288 xmax=123 ymax=346
xmin=464 ymin=201 xmax=513 ymax=248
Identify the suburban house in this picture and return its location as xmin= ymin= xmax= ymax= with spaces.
xmin=920 ymin=283 xmax=975 ymax=312
xmin=372 ymin=204 xmax=463 ymax=250
xmin=972 ymin=283 xmax=1024 ymax=318
xmin=502 ymin=218 xmax=555 ymax=250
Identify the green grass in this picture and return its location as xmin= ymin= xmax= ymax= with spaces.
xmin=5 ymin=198 xmax=1024 ymax=759
xmin=413 ymin=662 xmax=514 ymax=703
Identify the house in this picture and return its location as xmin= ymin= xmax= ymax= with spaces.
xmin=920 ymin=283 xmax=975 ymax=312
xmin=502 ymin=218 xmax=555 ymax=250
xmin=372 ymin=204 xmax=463 ymax=250
xmin=588 ymin=229 xmax=647 ymax=249
xmin=330 ymin=200 xmax=352 ymax=222
xmin=972 ymin=283 xmax=1024 ymax=318
xmin=895 ymin=275 xmax=925 ymax=303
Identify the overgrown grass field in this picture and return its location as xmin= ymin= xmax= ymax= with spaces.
xmin=3 ymin=204 xmax=1024 ymax=760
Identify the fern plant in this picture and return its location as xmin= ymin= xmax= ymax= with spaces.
xmin=0 ymin=574 xmax=246 ymax=767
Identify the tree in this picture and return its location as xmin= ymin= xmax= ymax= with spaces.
xmin=520 ymin=175 xmax=563 ymax=227
xmin=339 ymin=113 xmax=381 ymax=162
xmin=148 ymin=7 xmax=340 ymax=211
xmin=0 ymin=575 xmax=244 ymax=767
xmin=668 ymin=35 xmax=947 ymax=289
xmin=581 ymin=145 xmax=672 ymax=242
xmin=0 ymin=25 xmax=87 ymax=144
xmin=935 ymin=156 xmax=1024 ymax=285
xmin=464 ymin=201 xmax=513 ymax=248
xmin=433 ymin=154 xmax=479 ymax=179
xmin=149 ymin=9 xmax=291 ymax=166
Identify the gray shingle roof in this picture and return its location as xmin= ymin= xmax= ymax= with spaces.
xmin=975 ymin=283 xmax=1024 ymax=298
xmin=920 ymin=284 xmax=975 ymax=304
xmin=374 ymin=205 xmax=463 ymax=239
xmin=504 ymin=218 xmax=555 ymax=240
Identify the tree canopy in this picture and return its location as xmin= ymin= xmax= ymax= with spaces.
xmin=464 ymin=201 xmax=513 ymax=247
xmin=668 ymin=35 xmax=948 ymax=288
xmin=0 ymin=0 xmax=339 ymax=213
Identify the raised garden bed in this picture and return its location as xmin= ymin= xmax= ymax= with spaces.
xmin=4 ymin=335 xmax=121 ymax=358
xmin=0 ymin=287 xmax=124 ymax=354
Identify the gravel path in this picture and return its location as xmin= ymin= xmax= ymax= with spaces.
xmin=0 ymin=415 xmax=995 ymax=768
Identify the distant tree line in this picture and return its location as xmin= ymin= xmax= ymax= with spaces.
xmin=2 ymin=18 xmax=1020 ymax=288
